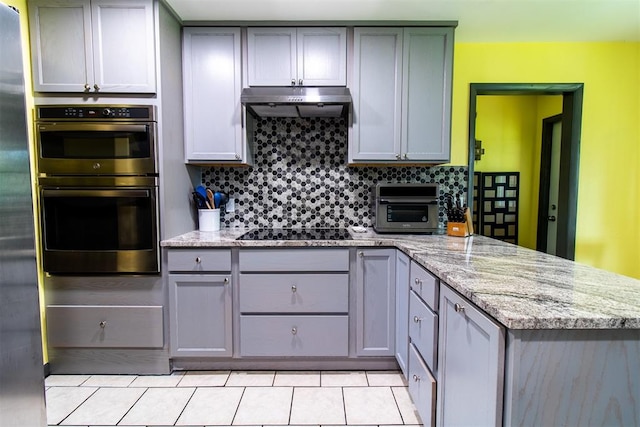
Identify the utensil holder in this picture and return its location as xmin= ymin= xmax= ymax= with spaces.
xmin=199 ymin=209 xmax=220 ymax=231
xmin=447 ymin=221 xmax=470 ymax=237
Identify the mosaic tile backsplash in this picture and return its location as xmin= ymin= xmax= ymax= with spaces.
xmin=202 ymin=117 xmax=468 ymax=229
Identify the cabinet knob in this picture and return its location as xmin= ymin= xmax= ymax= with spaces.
xmin=93 ymin=83 xmax=100 ymax=91
xmin=414 ymin=278 xmax=422 ymax=287
xmin=195 ymin=257 xmax=201 ymax=264
xmin=224 ymin=277 xmax=229 ymax=284
xmin=454 ymin=303 xmax=465 ymax=313
xmin=92 ymin=162 xmax=101 ymax=170
xmin=413 ymin=315 xmax=423 ymax=323
xmin=359 ymin=252 xmax=364 ymax=258
xmin=84 ymin=83 xmax=91 ymax=92
xmin=291 ymin=79 xmax=296 ymax=86
xmin=291 ymin=285 xmax=297 ymax=293
xmin=291 ymin=327 xmax=297 ymax=335
xmin=396 ymin=154 xmax=401 ymax=160
xmin=298 ymin=79 xmax=303 ymax=86
xmin=413 ymin=374 xmax=421 ymax=382
xmin=99 ymin=321 xmax=107 ymax=328
xmin=403 ymin=153 xmax=408 ymax=159
xmin=235 ymin=154 xmax=241 ymax=160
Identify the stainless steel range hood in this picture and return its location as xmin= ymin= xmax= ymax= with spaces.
xmin=241 ymin=87 xmax=351 ymax=118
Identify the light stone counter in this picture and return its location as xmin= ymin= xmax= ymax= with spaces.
xmin=162 ymin=228 xmax=640 ymax=330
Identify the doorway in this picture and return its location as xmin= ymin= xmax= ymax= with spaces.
xmin=537 ymin=114 xmax=563 ymax=255
xmin=467 ymin=83 xmax=584 ymax=260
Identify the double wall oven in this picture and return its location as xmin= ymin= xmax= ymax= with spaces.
xmin=36 ymin=105 xmax=159 ymax=275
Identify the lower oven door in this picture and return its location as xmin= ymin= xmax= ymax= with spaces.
xmin=40 ymin=184 xmax=159 ymax=274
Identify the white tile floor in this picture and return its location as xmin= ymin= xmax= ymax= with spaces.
xmin=45 ymin=370 xmax=423 ymax=427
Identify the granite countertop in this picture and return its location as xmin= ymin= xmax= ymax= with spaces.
xmin=162 ymin=228 xmax=640 ymax=331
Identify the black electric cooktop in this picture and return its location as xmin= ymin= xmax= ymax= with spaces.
xmin=237 ymin=228 xmax=352 ymax=241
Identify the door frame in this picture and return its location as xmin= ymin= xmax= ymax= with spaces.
xmin=467 ymin=83 xmax=584 ymax=260
xmin=536 ymin=114 xmax=563 ymax=253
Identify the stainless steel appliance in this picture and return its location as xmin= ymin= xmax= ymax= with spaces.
xmin=36 ymin=105 xmax=159 ymax=274
xmin=373 ymin=183 xmax=440 ymax=233
xmin=0 ymin=3 xmax=47 ymax=425
xmin=241 ymin=86 xmax=352 ymax=118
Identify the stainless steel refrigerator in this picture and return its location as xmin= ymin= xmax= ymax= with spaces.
xmin=0 ymin=2 xmax=47 ymax=426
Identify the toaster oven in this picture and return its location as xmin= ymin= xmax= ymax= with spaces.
xmin=373 ymin=183 xmax=440 ymax=233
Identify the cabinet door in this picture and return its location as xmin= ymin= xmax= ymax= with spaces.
xmin=168 ymin=274 xmax=232 ymax=357
xmin=437 ymin=284 xmax=505 ymax=427
xmin=29 ymin=0 xmax=94 ymax=92
xmin=401 ymin=28 xmax=453 ymax=161
xmin=350 ymin=28 xmax=403 ymax=162
xmin=355 ymin=248 xmax=396 ymax=356
xmin=395 ymin=251 xmax=410 ymax=378
xmin=247 ymin=28 xmax=297 ymax=86
xmin=408 ymin=343 xmax=436 ymax=427
xmin=297 ymin=28 xmax=346 ymax=86
xmin=91 ymin=0 xmax=156 ymax=93
xmin=183 ymin=28 xmax=246 ymax=163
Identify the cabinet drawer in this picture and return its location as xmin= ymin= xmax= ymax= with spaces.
xmin=409 ymin=291 xmax=438 ymax=371
xmin=239 ymin=249 xmax=349 ymax=272
xmin=410 ymin=260 xmax=439 ymax=311
xmin=240 ymin=273 xmax=348 ymax=313
xmin=167 ymin=249 xmax=231 ymax=272
xmin=240 ymin=315 xmax=348 ymax=356
xmin=408 ymin=343 xmax=436 ymax=427
xmin=47 ymin=305 xmax=163 ymax=348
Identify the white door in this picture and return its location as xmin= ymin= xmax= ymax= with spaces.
xmin=297 ymin=28 xmax=347 ymax=86
xmin=546 ymin=121 xmax=562 ymax=255
xmin=247 ymin=28 xmax=297 ymax=86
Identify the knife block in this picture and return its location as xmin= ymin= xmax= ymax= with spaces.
xmin=447 ymin=222 xmax=469 ymax=237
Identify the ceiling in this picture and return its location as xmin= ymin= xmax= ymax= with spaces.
xmin=164 ymin=0 xmax=640 ymax=42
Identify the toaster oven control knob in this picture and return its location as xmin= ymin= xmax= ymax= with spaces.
xmin=92 ymin=162 xmax=101 ymax=170
xmin=102 ymin=108 xmax=112 ymax=117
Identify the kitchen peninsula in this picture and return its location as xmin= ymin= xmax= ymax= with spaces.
xmin=162 ymin=228 xmax=640 ymax=427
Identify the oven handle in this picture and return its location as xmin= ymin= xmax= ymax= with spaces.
xmin=37 ymin=123 xmax=149 ymax=133
xmin=42 ymin=189 xmax=151 ymax=198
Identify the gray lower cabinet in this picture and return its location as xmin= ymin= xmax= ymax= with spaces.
xmin=408 ymin=343 xmax=437 ymax=427
xmin=437 ymin=284 xmax=505 ymax=427
xmin=355 ymin=248 xmax=396 ymax=356
xmin=167 ymin=249 xmax=232 ymax=357
xmin=395 ymin=250 xmax=410 ymax=377
xmin=238 ymin=248 xmax=350 ymax=357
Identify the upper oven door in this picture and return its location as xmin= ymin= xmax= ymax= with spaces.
xmin=36 ymin=122 xmax=156 ymax=176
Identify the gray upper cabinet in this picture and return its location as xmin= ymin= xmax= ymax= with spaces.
xmin=182 ymin=27 xmax=252 ymax=165
xmin=28 ymin=0 xmax=156 ymax=93
xmin=355 ymin=248 xmax=396 ymax=356
xmin=349 ymin=27 xmax=454 ymax=164
xmin=247 ymin=27 xmax=347 ymax=86
xmin=437 ymin=284 xmax=505 ymax=427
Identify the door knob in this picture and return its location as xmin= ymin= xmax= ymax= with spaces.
xmin=548 ymin=216 xmax=557 ymax=222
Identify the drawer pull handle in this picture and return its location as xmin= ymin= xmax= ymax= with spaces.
xmin=413 ymin=316 xmax=423 ymax=323
xmin=454 ymin=303 xmax=465 ymax=313
xmin=413 ymin=374 xmax=421 ymax=382
xmin=291 ymin=327 xmax=297 ymax=335
xmin=99 ymin=321 xmax=107 ymax=328
xmin=224 ymin=277 xmax=229 ymax=284
xmin=195 ymin=257 xmax=201 ymax=264
xmin=291 ymin=285 xmax=297 ymax=293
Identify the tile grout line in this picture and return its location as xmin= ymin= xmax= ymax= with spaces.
xmin=115 ymin=386 xmax=148 ymax=427
xmin=56 ymin=385 xmax=99 ymax=426
xmin=170 ymin=385 xmax=197 ymax=426
xmin=229 ymin=385 xmax=247 ymax=426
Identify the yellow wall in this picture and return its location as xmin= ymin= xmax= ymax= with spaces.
xmin=451 ymin=42 xmax=640 ymax=278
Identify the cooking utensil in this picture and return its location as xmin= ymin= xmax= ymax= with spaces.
xmin=213 ymin=191 xmax=221 ymax=209
xmin=206 ymin=188 xmax=215 ymax=209
xmin=192 ymin=191 xmax=207 ymax=209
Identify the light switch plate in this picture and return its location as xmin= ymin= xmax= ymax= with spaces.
xmin=226 ymin=198 xmax=235 ymax=212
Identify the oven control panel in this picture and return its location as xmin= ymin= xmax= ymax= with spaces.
xmin=37 ymin=105 xmax=155 ymax=121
